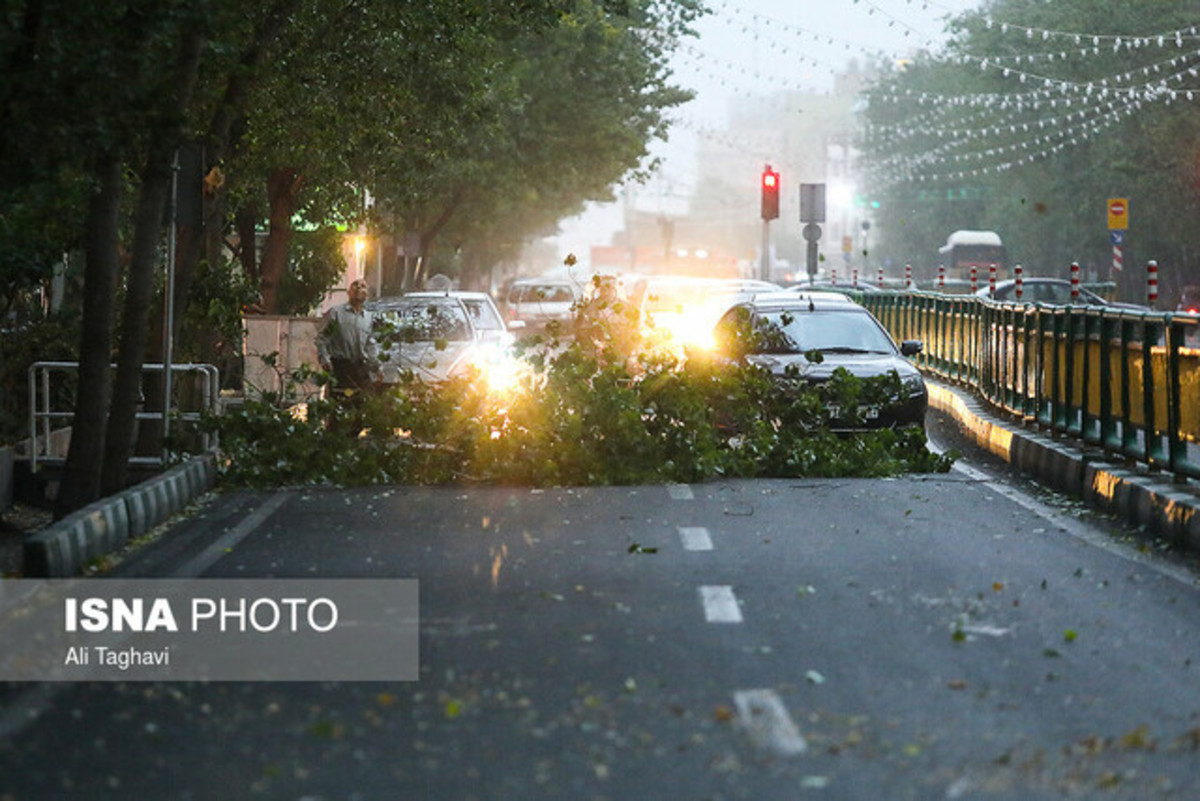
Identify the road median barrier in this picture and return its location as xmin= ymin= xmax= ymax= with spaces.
xmin=23 ymin=453 xmax=216 ymax=577
xmin=929 ymin=379 xmax=1200 ymax=554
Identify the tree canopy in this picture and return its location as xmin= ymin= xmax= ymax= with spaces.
xmin=0 ymin=0 xmax=703 ymax=513
xmin=857 ymin=0 xmax=1200 ymax=296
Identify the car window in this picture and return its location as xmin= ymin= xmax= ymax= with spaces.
xmin=1042 ymin=284 xmax=1072 ymax=304
xmin=529 ymin=285 xmax=574 ymax=303
xmin=380 ymin=300 xmax=470 ymax=342
xmin=461 ymin=298 xmax=503 ymax=331
xmin=734 ymin=309 xmax=896 ymax=354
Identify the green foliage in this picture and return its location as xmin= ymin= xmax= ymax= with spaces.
xmin=209 ymin=327 xmax=954 ymax=488
xmin=859 ymin=0 xmax=1200 ymax=292
xmin=276 ymin=227 xmax=347 ymax=316
xmin=178 ymin=257 xmax=260 ymax=362
xmin=0 ymin=314 xmax=81 ymax=445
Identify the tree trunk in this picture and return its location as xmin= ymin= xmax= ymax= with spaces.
xmin=259 ymin=167 xmax=303 ymax=313
xmin=100 ymin=156 xmax=175 ymax=494
xmin=102 ymin=21 xmax=207 ymax=495
xmin=55 ymin=156 xmax=123 ymax=517
xmin=235 ymin=202 xmax=260 ymax=279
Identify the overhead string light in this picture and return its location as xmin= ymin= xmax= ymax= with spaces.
xmin=866 ymin=47 xmax=1200 ymax=151
xmin=675 ymin=44 xmax=835 ymax=99
xmin=972 ymin=18 xmax=1200 ymax=49
xmin=673 ymin=116 xmax=804 ymax=176
xmin=866 ymin=92 xmax=1139 ymax=175
xmin=868 ymin=46 xmax=1200 ymax=109
xmin=865 ymin=91 xmax=1160 ymax=183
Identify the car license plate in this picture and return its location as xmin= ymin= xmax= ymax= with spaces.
xmin=828 ymin=404 xmax=880 ymax=421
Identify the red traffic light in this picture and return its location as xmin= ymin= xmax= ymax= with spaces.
xmin=761 ymin=167 xmax=780 ymax=221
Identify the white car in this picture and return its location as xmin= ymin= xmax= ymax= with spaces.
xmin=504 ymin=278 xmax=584 ymax=335
xmin=370 ymin=292 xmax=514 ymax=385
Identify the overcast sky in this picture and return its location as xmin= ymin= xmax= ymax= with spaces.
xmin=550 ymin=0 xmax=982 ymax=264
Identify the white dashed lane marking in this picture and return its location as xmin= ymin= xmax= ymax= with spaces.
xmin=667 ymin=484 xmax=694 ymax=500
xmin=699 ymin=585 xmax=743 ymax=623
xmin=733 ymin=689 xmax=808 ymax=756
xmin=678 ymin=527 xmax=713 ymax=551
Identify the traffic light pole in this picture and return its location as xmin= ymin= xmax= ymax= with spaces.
xmin=760 ymin=220 xmax=770 ymax=282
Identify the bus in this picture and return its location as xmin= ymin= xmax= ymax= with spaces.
xmin=937 ymin=230 xmax=1007 ymax=282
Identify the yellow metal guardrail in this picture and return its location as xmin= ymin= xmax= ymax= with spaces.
xmin=865 ymin=293 xmax=1200 ymax=480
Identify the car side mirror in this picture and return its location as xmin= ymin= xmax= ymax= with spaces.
xmin=900 ymin=340 xmax=923 ymax=357
xmin=507 ymin=320 xmax=526 ymax=331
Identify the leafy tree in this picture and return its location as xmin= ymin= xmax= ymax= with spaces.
xmin=858 ymin=0 xmax=1200 ymax=296
xmin=377 ymin=0 xmax=702 ymax=289
xmin=2 ymin=0 xmax=703 ymax=513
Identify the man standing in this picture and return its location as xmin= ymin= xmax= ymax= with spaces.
xmin=316 ymin=278 xmax=380 ymax=392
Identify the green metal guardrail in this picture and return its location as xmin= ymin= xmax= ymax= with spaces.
xmin=863 ymin=292 xmax=1200 ymax=481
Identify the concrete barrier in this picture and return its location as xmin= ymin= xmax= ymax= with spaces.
xmin=22 ymin=453 xmax=216 ymax=577
xmin=929 ymin=380 xmax=1200 ymax=555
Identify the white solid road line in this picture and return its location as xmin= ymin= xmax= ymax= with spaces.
xmin=926 ymin=433 xmax=1199 ymax=589
xmin=172 ymin=491 xmax=290 ymax=578
xmin=699 ymin=585 xmax=743 ymax=623
xmin=678 ymin=526 xmax=713 ymax=551
xmin=733 ymin=689 xmax=808 ymax=756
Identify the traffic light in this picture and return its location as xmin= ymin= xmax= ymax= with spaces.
xmin=761 ymin=166 xmax=780 ymax=221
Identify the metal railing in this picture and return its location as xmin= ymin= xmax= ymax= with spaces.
xmin=28 ymin=361 xmax=220 ymax=473
xmin=864 ymin=292 xmax=1200 ymax=481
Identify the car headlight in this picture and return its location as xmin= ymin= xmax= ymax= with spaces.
xmin=901 ymin=373 xmax=927 ymax=397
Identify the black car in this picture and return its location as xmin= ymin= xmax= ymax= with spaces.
xmin=975 ymin=278 xmax=1146 ymax=309
xmin=711 ymin=291 xmax=928 ymax=430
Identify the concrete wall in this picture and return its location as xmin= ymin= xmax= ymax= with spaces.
xmin=242 ymin=315 xmax=323 ymax=401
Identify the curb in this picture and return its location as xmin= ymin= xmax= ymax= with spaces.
xmin=22 ymin=453 xmax=216 ymax=578
xmin=929 ymin=381 xmax=1200 ymax=554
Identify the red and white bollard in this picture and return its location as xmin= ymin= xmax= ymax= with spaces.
xmin=970 ymin=265 xmax=978 ymax=293
xmin=853 ymin=268 xmax=859 ymax=288
xmin=988 ymin=263 xmax=997 ymax=297
xmin=1070 ymin=262 xmax=1080 ymax=301
xmin=878 ymin=267 xmax=884 ymax=288
xmin=831 ymin=269 xmax=837 ymax=286
xmin=938 ymin=263 xmax=945 ymax=289
xmin=1148 ymin=260 xmax=1158 ymax=307
xmin=1014 ymin=264 xmax=1024 ymax=300
xmin=905 ymin=263 xmax=912 ymax=289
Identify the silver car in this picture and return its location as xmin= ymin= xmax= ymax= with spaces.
xmin=504 ymin=278 xmax=583 ymax=335
xmin=370 ymin=292 xmax=513 ymax=385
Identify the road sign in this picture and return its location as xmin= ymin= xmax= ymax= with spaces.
xmin=1110 ymin=231 xmax=1124 ymax=246
xmin=802 ymin=223 xmax=821 ymax=243
xmin=800 ymin=183 xmax=825 ymax=222
xmin=1108 ymin=197 xmax=1128 ymax=231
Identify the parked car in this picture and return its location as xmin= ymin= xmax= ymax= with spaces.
xmin=711 ymin=291 xmax=928 ymax=430
xmin=975 ymin=278 xmax=1145 ymax=309
xmin=369 ymin=292 xmax=514 ymax=385
xmin=504 ymin=278 xmax=584 ymax=335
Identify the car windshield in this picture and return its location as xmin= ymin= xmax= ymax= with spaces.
xmin=522 ymin=285 xmax=574 ymax=304
xmin=461 ymin=297 xmax=503 ymax=332
xmin=379 ymin=299 xmax=470 ymax=342
xmin=741 ymin=308 xmax=896 ymax=355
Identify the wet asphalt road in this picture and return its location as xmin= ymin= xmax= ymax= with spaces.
xmin=2 ymin=413 xmax=1200 ymax=800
